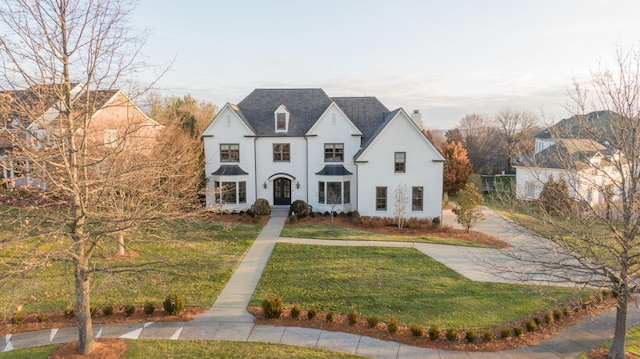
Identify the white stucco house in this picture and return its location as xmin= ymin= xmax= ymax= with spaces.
xmin=514 ymin=111 xmax=625 ymax=206
xmin=202 ymin=88 xmax=445 ymax=219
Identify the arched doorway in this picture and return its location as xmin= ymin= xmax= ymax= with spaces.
xmin=273 ymin=178 xmax=291 ymax=205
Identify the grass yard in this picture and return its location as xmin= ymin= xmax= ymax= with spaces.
xmin=0 ymin=216 xmax=261 ymax=316
xmin=578 ymin=323 xmax=640 ymax=358
xmin=281 ymin=224 xmax=496 ymax=248
xmin=251 ymin=243 xmax=579 ymax=329
xmin=0 ymin=340 xmax=365 ymax=359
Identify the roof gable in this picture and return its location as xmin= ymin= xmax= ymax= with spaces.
xmin=202 ymin=103 xmax=256 ymax=137
xmin=331 ymin=97 xmax=389 ymax=142
xmin=536 ymin=110 xmax=617 ymax=142
xmin=236 ymin=89 xmax=332 ymax=136
xmin=306 ymin=101 xmax=361 ymax=136
xmin=518 ymin=139 xmax=609 ymax=169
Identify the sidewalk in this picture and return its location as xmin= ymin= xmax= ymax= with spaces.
xmin=3 ymin=210 xmax=638 ymax=358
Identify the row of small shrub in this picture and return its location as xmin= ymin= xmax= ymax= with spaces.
xmin=11 ymin=293 xmax=185 ymax=325
xmin=262 ymin=293 xmax=611 ymax=344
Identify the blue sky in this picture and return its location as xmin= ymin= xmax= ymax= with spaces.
xmin=133 ymin=0 xmax=640 ymax=129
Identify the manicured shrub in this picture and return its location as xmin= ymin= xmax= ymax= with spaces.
xmin=432 ymin=217 xmax=441 ymax=227
xmin=90 ymin=305 xmax=97 ymax=318
xmin=410 ymin=323 xmax=423 ymax=337
xmin=347 ymin=308 xmax=358 ymax=325
xmin=289 ymin=200 xmax=309 ymax=219
xmin=513 ymin=326 xmax=523 ymax=337
xmin=102 ymin=304 xmax=114 ymax=316
xmin=252 ymin=198 xmax=271 ymax=216
xmin=143 ymin=301 xmax=155 ymax=315
xmin=124 ymin=304 xmax=135 ymax=317
xmin=533 ymin=317 xmax=541 ymax=326
xmin=289 ymin=215 xmax=298 ymax=224
xmin=526 ymin=320 xmax=537 ymax=333
xmin=64 ymin=306 xmax=75 ymax=319
xmin=484 ymin=330 xmax=494 ymax=342
xmin=553 ymin=308 xmax=564 ymax=320
xmin=387 ymin=317 xmax=399 ymax=334
xmin=563 ymin=306 xmax=572 ymax=318
xmin=465 ymin=329 xmax=477 ymax=343
xmin=428 ymin=325 xmax=440 ymax=340
xmin=163 ymin=293 xmax=185 ymax=316
xmin=252 ymin=214 xmax=261 ymax=224
xmin=351 ymin=210 xmax=361 ymax=224
xmin=290 ymin=303 xmax=301 ymax=319
xmin=367 ymin=315 xmax=379 ymax=328
xmin=307 ymin=306 xmax=317 ymax=320
xmin=12 ymin=311 xmax=24 ymax=324
xmin=500 ymin=328 xmax=511 ymax=339
xmin=325 ymin=311 xmax=336 ymax=323
xmin=446 ymin=328 xmax=458 ymax=342
xmin=601 ymin=289 xmax=610 ymax=299
xmin=37 ymin=312 xmax=47 ymax=323
xmin=261 ymin=295 xmax=283 ymax=319
xmin=544 ymin=310 xmax=554 ymax=324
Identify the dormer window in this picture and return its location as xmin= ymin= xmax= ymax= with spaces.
xmin=274 ymin=105 xmax=290 ymax=132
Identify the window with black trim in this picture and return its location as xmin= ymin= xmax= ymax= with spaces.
xmin=376 ymin=186 xmax=387 ymax=211
xmin=344 ymin=181 xmax=350 ymax=204
xmin=324 ymin=143 xmax=344 ymax=162
xmin=239 ymin=181 xmax=247 ymax=204
xmin=412 ymin=186 xmax=423 ymax=211
xmin=273 ymin=143 xmax=290 ymax=162
xmin=220 ymin=144 xmax=239 ymax=162
xmin=318 ymin=182 xmax=325 ymax=203
xmin=394 ymin=152 xmax=406 ymax=173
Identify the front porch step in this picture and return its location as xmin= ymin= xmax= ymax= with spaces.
xmin=270 ymin=206 xmax=289 ymax=218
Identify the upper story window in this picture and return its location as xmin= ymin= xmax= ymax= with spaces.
xmin=394 ymin=152 xmax=406 ymax=173
xmin=274 ymin=104 xmax=290 ymax=132
xmin=104 ymin=129 xmax=118 ymax=148
xmin=324 ymin=143 xmax=344 ymax=162
xmin=220 ymin=143 xmax=239 ymax=162
xmin=273 ymin=143 xmax=290 ymax=162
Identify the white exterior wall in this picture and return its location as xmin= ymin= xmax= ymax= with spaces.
xmin=254 ymin=136 xmax=307 ymax=204
xmin=356 ymin=112 xmax=443 ymax=220
xmin=202 ymin=107 xmax=256 ymax=211
xmin=306 ymin=104 xmax=360 ymax=213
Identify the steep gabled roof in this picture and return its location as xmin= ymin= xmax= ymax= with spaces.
xmin=516 ymin=139 xmax=609 ymax=169
xmin=236 ymin=89 xmax=332 ymax=136
xmin=536 ymin=110 xmax=617 ymax=142
xmin=331 ymin=97 xmax=389 ymax=142
xmin=0 ymin=84 xmax=80 ymax=129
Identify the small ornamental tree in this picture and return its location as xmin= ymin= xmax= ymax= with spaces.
xmin=452 ymin=183 xmax=484 ymax=233
xmin=440 ymin=141 xmax=473 ymax=195
xmin=394 ymin=182 xmax=409 ymax=229
xmin=539 ymin=176 xmax=572 ymax=216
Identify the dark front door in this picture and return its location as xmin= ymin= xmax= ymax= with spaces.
xmin=273 ymin=178 xmax=291 ymax=205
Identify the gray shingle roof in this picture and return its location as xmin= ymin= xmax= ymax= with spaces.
xmin=516 ymin=139 xmax=608 ymax=169
xmin=212 ymin=165 xmax=249 ymax=176
xmin=536 ymin=110 xmax=616 ymax=142
xmin=331 ymin=97 xmax=389 ymax=141
xmin=236 ymin=89 xmax=332 ymax=136
xmin=315 ymin=164 xmax=353 ymax=176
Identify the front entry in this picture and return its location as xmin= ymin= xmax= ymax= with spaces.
xmin=273 ymin=178 xmax=291 ymax=205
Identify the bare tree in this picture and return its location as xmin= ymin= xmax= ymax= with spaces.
xmin=458 ymin=113 xmax=500 ymax=173
xmin=393 ymin=182 xmax=408 ymax=229
xmin=500 ymin=47 xmax=640 ymax=359
xmin=494 ymin=108 xmax=539 ymax=172
xmin=0 ymin=0 xmax=201 ymax=354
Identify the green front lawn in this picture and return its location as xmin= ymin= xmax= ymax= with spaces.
xmin=0 ymin=217 xmax=261 ymax=315
xmin=251 ymin=244 xmax=579 ymax=329
xmin=0 ymin=340 xmax=365 ymax=359
xmin=281 ymin=224 xmax=495 ymax=248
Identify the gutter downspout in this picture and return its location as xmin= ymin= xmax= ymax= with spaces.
xmin=305 ymin=136 xmax=309 ymax=203
xmin=254 ymin=137 xmax=258 ymax=203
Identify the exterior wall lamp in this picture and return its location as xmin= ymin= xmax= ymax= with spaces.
xmin=263 ymin=181 xmax=267 ymax=189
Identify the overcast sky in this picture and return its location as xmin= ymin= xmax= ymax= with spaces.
xmin=133 ymin=0 xmax=640 ymax=129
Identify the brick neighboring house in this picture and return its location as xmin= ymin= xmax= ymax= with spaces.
xmin=0 ymin=83 xmax=161 ymax=189
xmin=202 ymin=88 xmax=445 ymax=219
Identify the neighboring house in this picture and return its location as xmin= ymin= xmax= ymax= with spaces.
xmin=514 ymin=110 xmax=624 ymax=206
xmin=0 ymin=83 xmax=161 ymax=189
xmin=202 ymin=88 xmax=445 ymax=219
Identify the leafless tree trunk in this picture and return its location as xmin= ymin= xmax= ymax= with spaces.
xmin=393 ymin=182 xmax=408 ymax=229
xmin=0 ymin=1 xmax=201 ymax=354
xmin=499 ymin=47 xmax=640 ymax=359
xmin=494 ymin=108 xmax=539 ymax=172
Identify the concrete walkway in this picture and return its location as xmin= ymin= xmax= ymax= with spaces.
xmin=4 ymin=208 xmax=639 ymax=358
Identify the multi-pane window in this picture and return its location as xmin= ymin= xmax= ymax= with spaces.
xmin=318 ymin=182 xmax=325 ymax=203
xmin=344 ymin=181 xmax=350 ymax=204
xmin=376 ymin=186 xmax=387 ymax=211
xmin=220 ymin=144 xmax=239 ymax=162
xmin=412 ymin=186 xmax=423 ymax=211
xmin=324 ymin=143 xmax=344 ymax=162
xmin=273 ymin=143 xmax=290 ymax=162
xmin=394 ymin=152 xmax=406 ymax=173
xmin=525 ymin=182 xmax=535 ymax=199
xmin=104 ymin=129 xmax=118 ymax=148
xmin=214 ymin=181 xmax=246 ymax=204
xmin=276 ymin=113 xmax=286 ymax=131
xmin=318 ymin=181 xmax=351 ymax=204
xmin=327 ymin=182 xmax=342 ymax=204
